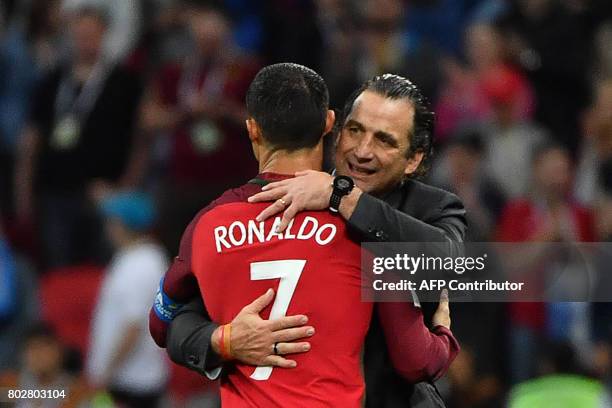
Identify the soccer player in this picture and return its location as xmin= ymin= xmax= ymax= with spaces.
xmin=150 ymin=63 xmax=458 ymax=407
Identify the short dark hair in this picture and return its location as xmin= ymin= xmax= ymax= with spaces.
xmin=73 ymin=5 xmax=110 ymax=27
xmin=339 ymin=74 xmax=435 ymax=177
xmin=181 ymin=0 xmax=230 ymax=19
xmin=24 ymin=322 xmax=58 ymax=344
xmin=246 ymin=63 xmax=329 ymax=151
xmin=601 ymin=159 xmax=612 ymax=196
xmin=530 ymin=141 xmax=567 ymax=167
xmin=449 ymin=128 xmax=485 ymax=155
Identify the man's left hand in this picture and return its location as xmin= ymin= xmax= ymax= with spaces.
xmin=248 ymin=170 xmax=333 ymax=232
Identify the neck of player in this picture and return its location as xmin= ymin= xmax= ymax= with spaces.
xmin=258 ymin=144 xmax=324 ymax=175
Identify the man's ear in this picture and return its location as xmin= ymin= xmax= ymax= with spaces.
xmin=324 ymin=109 xmax=336 ymax=135
xmin=404 ymin=151 xmax=425 ymax=176
xmin=247 ymin=118 xmax=263 ymax=161
xmin=246 ymin=118 xmax=261 ymax=144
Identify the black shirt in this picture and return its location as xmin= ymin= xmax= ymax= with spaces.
xmin=30 ymin=63 xmax=143 ymax=193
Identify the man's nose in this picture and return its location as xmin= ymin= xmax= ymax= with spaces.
xmin=354 ymin=134 xmax=375 ymax=161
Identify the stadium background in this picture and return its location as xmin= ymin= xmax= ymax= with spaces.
xmin=0 ymin=0 xmax=611 ymax=406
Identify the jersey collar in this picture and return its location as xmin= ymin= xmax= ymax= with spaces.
xmin=249 ymin=172 xmax=295 ymax=187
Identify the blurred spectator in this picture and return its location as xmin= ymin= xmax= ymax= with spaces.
xmin=87 ymin=192 xmax=169 ymax=408
xmin=0 ymin=221 xmax=39 ymax=371
xmin=470 ymin=0 xmax=509 ymax=23
xmin=435 ymin=23 xmax=534 ymax=142
xmin=445 ymin=346 xmax=504 ymax=408
xmin=438 ymin=126 xmax=508 ymax=402
xmin=595 ymin=159 xmax=612 ymax=243
xmin=127 ymin=0 xmax=192 ymax=76
xmin=590 ymin=160 xmax=612 ymax=381
xmin=0 ymin=224 xmax=17 ymax=324
xmin=593 ymin=22 xmax=612 ymax=82
xmin=575 ymin=79 xmax=612 ymax=206
xmin=0 ymin=0 xmax=62 ymax=220
xmin=261 ymin=0 xmax=323 ymax=71
xmin=214 ymin=1 xmax=263 ymax=54
xmin=315 ymin=0 xmax=361 ymax=108
xmin=353 ymin=0 xmax=444 ymax=100
xmin=499 ymin=0 xmax=592 ymax=152
xmin=140 ymin=0 xmax=258 ymax=254
xmin=61 ymin=0 xmax=142 ymax=63
xmin=508 ymin=341 xmax=611 ymax=407
xmin=13 ymin=6 xmax=144 ymax=268
xmin=0 ymin=2 xmax=9 ymax=33
xmin=2 ymin=1 xmax=22 ymax=22
xmin=497 ymin=143 xmax=595 ymax=383
xmin=0 ymin=322 xmax=91 ymax=407
xmin=404 ymin=0 xmax=490 ymax=56
xmin=437 ymin=129 xmax=506 ymax=241
xmin=480 ymin=66 xmax=548 ymax=199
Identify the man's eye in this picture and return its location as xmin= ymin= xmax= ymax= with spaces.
xmin=348 ymin=127 xmax=359 ymax=133
xmin=375 ymin=137 xmax=390 ymax=147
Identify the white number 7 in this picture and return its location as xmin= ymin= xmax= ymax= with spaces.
xmin=249 ymin=260 xmax=306 ymax=381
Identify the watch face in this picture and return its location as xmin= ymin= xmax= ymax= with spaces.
xmin=334 ymin=176 xmax=354 ymax=193
xmin=337 ymin=178 xmax=351 ymax=190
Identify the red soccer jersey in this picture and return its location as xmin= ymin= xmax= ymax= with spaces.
xmin=189 ymin=174 xmax=371 ymax=407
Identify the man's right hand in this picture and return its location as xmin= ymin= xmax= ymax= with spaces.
xmin=432 ymin=289 xmax=451 ymax=329
xmin=211 ymin=289 xmax=315 ymax=368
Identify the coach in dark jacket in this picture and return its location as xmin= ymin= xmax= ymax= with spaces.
xmin=161 ymin=75 xmax=466 ymax=407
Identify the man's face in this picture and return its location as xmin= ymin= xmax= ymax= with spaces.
xmin=104 ymin=218 xmax=128 ymax=249
xmin=334 ymin=91 xmax=422 ymax=196
xmin=188 ymin=9 xmax=229 ymax=57
xmin=71 ymin=15 xmax=106 ymax=62
xmin=24 ymin=338 xmax=62 ymax=378
xmin=534 ymin=148 xmax=572 ymax=199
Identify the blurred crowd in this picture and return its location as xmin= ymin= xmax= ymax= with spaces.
xmin=0 ymin=0 xmax=611 ymax=406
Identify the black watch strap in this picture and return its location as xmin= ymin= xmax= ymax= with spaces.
xmin=329 ymin=192 xmax=343 ymax=213
xmin=329 ymin=176 xmax=354 ymax=213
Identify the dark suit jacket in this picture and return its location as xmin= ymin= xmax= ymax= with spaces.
xmin=166 ymin=178 xmax=467 ymax=407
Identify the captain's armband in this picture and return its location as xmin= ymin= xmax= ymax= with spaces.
xmin=153 ymin=277 xmax=185 ymax=322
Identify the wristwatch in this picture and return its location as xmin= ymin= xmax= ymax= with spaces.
xmin=329 ymin=175 xmax=354 ymax=213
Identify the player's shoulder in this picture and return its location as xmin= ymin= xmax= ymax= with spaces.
xmin=208 ymin=182 xmax=259 ymax=210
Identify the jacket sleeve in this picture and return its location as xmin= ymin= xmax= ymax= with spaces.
xmin=377 ymin=302 xmax=460 ymax=382
xmin=347 ymin=186 xmax=467 ymax=243
xmin=166 ymin=297 xmax=223 ymax=378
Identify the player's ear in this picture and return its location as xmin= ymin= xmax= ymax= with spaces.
xmin=324 ymin=109 xmax=335 ymax=135
xmin=246 ymin=118 xmax=262 ymax=144
xmin=246 ymin=118 xmax=263 ymax=161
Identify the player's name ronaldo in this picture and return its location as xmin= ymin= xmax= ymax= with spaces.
xmin=214 ymin=216 xmax=337 ymax=253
